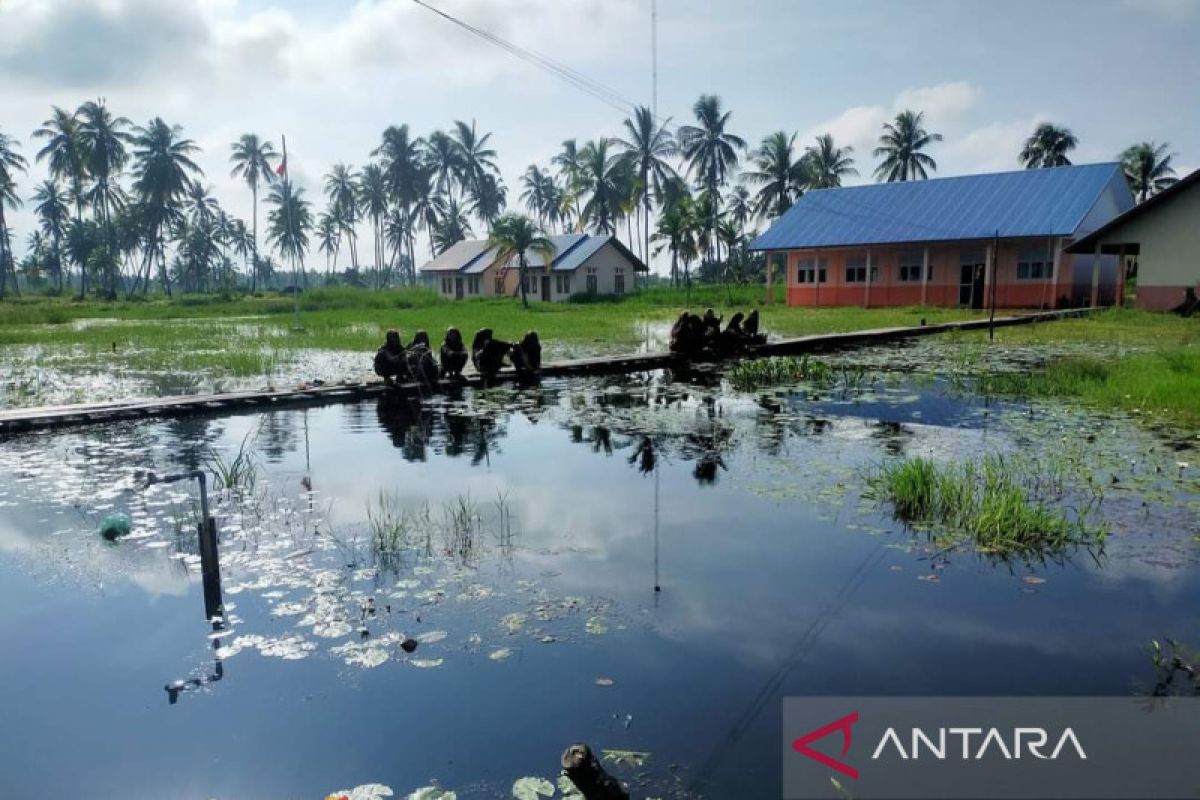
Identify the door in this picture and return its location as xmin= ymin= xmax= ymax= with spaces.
xmin=541 ymin=275 xmax=551 ymax=302
xmin=959 ymin=263 xmax=985 ymax=309
xmin=454 ymin=277 xmax=463 ymax=299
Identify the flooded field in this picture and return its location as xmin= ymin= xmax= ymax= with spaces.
xmin=1 ymin=345 xmax=1198 ymax=798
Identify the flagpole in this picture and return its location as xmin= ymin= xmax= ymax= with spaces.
xmin=282 ymin=134 xmax=301 ymax=330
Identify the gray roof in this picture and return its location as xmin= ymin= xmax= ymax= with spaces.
xmin=419 ymin=232 xmax=647 ymax=274
xmin=421 ymin=239 xmax=493 ymax=273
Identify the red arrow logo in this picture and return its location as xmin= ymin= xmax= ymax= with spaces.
xmin=791 ymin=711 xmax=860 ymax=779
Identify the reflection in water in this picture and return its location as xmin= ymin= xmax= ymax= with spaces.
xmin=2 ymin=366 xmax=1199 ymax=798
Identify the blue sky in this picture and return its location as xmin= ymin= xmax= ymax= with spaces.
xmin=1 ymin=0 xmax=1196 ymax=267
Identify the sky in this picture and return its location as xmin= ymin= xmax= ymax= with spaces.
xmin=1 ymin=0 xmax=1197 ymax=271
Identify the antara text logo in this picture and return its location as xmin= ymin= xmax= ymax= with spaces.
xmin=791 ymin=710 xmax=1086 ymax=780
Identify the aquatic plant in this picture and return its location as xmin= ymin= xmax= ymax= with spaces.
xmin=205 ymin=429 xmax=259 ymax=498
xmin=368 ymin=492 xmax=433 ymax=558
xmin=728 ymin=355 xmax=832 ymax=390
xmin=867 ymin=455 xmax=1107 ymax=556
xmin=1146 ymin=639 xmax=1200 ymax=697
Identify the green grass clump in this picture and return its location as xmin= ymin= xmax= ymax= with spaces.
xmin=868 ymin=455 xmax=1106 ymax=556
xmin=978 ymin=348 xmax=1200 ymax=426
xmin=728 ymin=355 xmax=833 ymax=390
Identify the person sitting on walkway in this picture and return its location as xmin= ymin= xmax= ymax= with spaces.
xmin=405 ymin=329 xmax=439 ymax=384
xmin=512 ymin=331 xmax=542 ymax=377
xmin=720 ymin=312 xmax=750 ymax=351
xmin=440 ymin=327 xmax=469 ymax=379
xmin=669 ymin=312 xmax=708 ymax=356
xmin=743 ymin=309 xmax=766 ymax=345
xmin=702 ymin=308 xmax=723 ymax=339
xmin=472 ymin=328 xmax=514 ymax=380
xmin=373 ymin=329 xmax=408 ymax=385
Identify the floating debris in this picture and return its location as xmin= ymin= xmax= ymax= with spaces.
xmin=488 ymin=648 xmax=513 ymax=662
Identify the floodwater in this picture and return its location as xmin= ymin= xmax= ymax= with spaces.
xmin=1 ymin=354 xmax=1198 ymax=798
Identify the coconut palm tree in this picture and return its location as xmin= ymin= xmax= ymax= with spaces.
xmin=76 ymin=99 xmax=133 ymax=294
xmin=552 ymin=139 xmax=588 ymax=225
xmin=0 ymin=129 xmax=27 ymax=298
xmin=520 ymin=165 xmax=557 ymax=229
xmin=431 ymin=197 xmax=472 ymax=254
xmin=470 ymin=172 xmax=507 ymax=229
xmin=614 ymin=106 xmax=678 ymax=262
xmin=324 ymin=163 xmax=360 ymax=272
xmin=651 ymin=195 xmax=698 ymax=288
xmin=677 ymin=94 xmax=746 ymax=262
xmin=266 ymin=180 xmax=313 ymax=287
xmin=33 ymin=180 xmax=70 ymax=291
xmin=357 ymin=163 xmax=389 ymax=288
xmin=578 ymin=139 xmax=630 ymax=235
xmin=1019 ymin=123 xmax=1078 ymax=169
xmin=374 ymin=124 xmax=424 ymax=283
xmin=873 ymin=110 xmax=942 ymax=182
xmin=1120 ymin=141 xmax=1178 ymax=202
xmin=317 ymin=210 xmax=340 ymax=275
xmin=229 ymin=133 xmax=278 ymax=292
xmin=744 ymin=131 xmax=808 ymax=219
xmin=131 ymin=117 xmax=203 ymax=296
xmin=726 ymin=184 xmax=752 ymax=239
xmin=487 ymin=212 xmax=554 ymax=309
xmin=451 ymin=119 xmax=499 ymax=200
xmin=425 ymin=130 xmax=462 ymax=200
xmin=33 ymin=108 xmax=90 ymax=295
xmin=805 ymin=134 xmax=858 ymax=188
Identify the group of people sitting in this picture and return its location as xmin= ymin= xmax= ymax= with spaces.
xmin=669 ymin=308 xmax=766 ymax=356
xmin=374 ymin=327 xmax=542 ymax=384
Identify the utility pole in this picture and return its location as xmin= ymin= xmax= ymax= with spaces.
xmin=282 ymin=134 xmax=301 ymax=330
xmin=989 ymin=229 xmax=999 ymax=341
xmin=651 ymin=0 xmax=658 ymax=120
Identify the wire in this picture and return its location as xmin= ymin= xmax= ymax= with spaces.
xmin=409 ymin=0 xmax=651 ymax=120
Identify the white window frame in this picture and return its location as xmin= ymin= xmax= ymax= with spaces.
xmin=796 ymin=257 xmax=827 ymax=284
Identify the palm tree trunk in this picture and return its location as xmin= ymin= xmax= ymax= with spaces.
xmin=518 ymin=254 xmax=529 ymax=309
xmin=250 ymin=183 xmax=259 ymax=293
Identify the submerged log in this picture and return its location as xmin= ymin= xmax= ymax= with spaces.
xmin=560 ymin=743 xmax=629 ymax=800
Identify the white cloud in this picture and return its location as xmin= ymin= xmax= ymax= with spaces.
xmin=1122 ymin=0 xmax=1199 ymax=20
xmin=802 ymin=81 xmax=982 ymax=181
xmin=894 ymin=81 xmax=980 ymax=121
xmin=943 ymin=114 xmax=1047 ymax=174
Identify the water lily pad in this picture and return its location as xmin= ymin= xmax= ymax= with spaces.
xmin=511 ymin=776 xmax=555 ymax=799
xmin=410 ymin=657 xmax=444 ymax=668
xmin=601 ymin=749 xmax=650 ymax=768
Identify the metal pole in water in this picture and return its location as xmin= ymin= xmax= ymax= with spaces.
xmin=146 ymin=470 xmax=223 ymax=622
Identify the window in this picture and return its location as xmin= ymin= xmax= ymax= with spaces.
xmin=898 ymin=252 xmax=931 ymax=282
xmin=467 ymin=276 xmax=480 ymax=295
xmin=441 ymin=276 xmax=451 ymax=294
xmin=586 ymin=267 xmax=598 ymax=294
xmin=1017 ymin=250 xmax=1053 ymax=280
xmin=845 ymin=254 xmax=868 ymax=283
xmin=526 ymin=274 xmax=538 ymax=293
xmin=614 ymin=269 xmax=625 ymax=295
xmin=494 ymin=273 xmax=505 ymax=294
xmin=555 ymin=273 xmax=572 ymax=294
xmin=796 ymin=257 xmax=827 ymax=284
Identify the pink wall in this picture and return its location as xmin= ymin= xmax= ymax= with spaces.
xmin=782 ymin=240 xmax=1088 ymax=309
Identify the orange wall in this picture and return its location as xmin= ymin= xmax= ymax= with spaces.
xmin=781 ymin=240 xmax=1077 ymax=309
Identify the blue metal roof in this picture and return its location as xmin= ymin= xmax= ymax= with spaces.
xmin=750 ymin=163 xmax=1130 ymax=251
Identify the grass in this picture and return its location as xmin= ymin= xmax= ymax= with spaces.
xmin=728 ymin=355 xmax=833 ymax=390
xmin=977 ymin=348 xmax=1200 ymax=427
xmin=0 ymin=286 xmax=988 ymax=355
xmin=867 ymin=455 xmax=1107 ymax=557
xmin=3 ymin=290 xmax=1196 ymax=425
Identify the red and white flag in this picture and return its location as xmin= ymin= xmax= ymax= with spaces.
xmin=275 ymin=154 xmax=287 ymax=178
